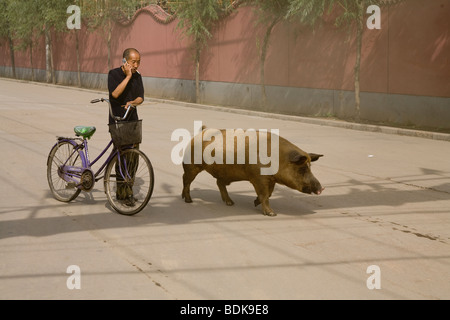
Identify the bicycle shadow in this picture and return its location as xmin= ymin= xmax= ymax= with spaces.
xmin=0 ymin=183 xmax=317 ymax=240
xmin=2 ymin=167 xmax=449 ymax=240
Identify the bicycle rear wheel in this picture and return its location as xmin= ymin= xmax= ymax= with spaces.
xmin=47 ymin=141 xmax=83 ymax=202
xmin=104 ymin=148 xmax=154 ymax=215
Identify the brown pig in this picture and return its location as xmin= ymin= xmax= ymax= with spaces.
xmin=181 ymin=127 xmax=324 ymax=216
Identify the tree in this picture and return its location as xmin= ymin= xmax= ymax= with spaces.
xmin=37 ymin=0 xmax=74 ymax=83
xmin=324 ymin=0 xmax=379 ymax=121
xmin=173 ymin=0 xmax=234 ymax=103
xmin=330 ymin=0 xmax=407 ymax=121
xmin=2 ymin=0 xmax=70 ymax=83
xmin=251 ymin=0 xmax=290 ymax=108
xmin=0 ymin=0 xmax=16 ymax=79
xmin=253 ymin=0 xmax=330 ymax=108
xmin=66 ymin=1 xmax=82 ymax=87
xmin=7 ymin=0 xmax=43 ymax=81
xmin=81 ymin=0 xmax=145 ymax=71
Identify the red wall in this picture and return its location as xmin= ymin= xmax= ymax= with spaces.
xmin=1 ymin=1 xmax=449 ymax=98
xmin=388 ymin=1 xmax=449 ymax=97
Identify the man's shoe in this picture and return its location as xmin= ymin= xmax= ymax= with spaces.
xmin=122 ymin=196 xmax=136 ymax=207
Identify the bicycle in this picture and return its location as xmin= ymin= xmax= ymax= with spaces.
xmin=47 ymin=98 xmax=154 ymax=216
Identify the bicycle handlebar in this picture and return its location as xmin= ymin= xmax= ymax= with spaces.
xmin=90 ymin=98 xmax=135 ymax=122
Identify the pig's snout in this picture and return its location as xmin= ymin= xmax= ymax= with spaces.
xmin=302 ymin=183 xmax=324 ymax=195
xmin=315 ymin=187 xmax=325 ymax=195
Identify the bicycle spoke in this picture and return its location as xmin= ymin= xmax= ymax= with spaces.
xmin=104 ymin=148 xmax=154 ymax=215
xmin=47 ymin=141 xmax=82 ymax=202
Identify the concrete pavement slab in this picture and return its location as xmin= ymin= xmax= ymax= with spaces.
xmin=0 ymin=78 xmax=449 ymax=300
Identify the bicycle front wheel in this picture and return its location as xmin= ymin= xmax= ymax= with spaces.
xmin=47 ymin=141 xmax=83 ymax=202
xmin=104 ymin=148 xmax=154 ymax=215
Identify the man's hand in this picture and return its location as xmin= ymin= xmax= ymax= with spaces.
xmin=112 ymin=63 xmax=133 ymax=99
xmin=123 ymin=61 xmax=133 ymax=78
xmin=125 ymin=97 xmax=144 ymax=109
xmin=124 ymin=102 xmax=134 ymax=110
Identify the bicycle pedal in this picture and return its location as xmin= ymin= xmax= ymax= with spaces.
xmin=66 ymin=182 xmax=77 ymax=189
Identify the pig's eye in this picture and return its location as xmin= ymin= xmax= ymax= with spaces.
xmin=298 ymin=162 xmax=311 ymax=173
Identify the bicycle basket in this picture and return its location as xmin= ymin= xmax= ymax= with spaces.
xmin=108 ymin=120 xmax=142 ymax=148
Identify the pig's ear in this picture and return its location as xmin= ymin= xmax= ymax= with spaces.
xmin=289 ymin=151 xmax=308 ymax=164
xmin=309 ymin=153 xmax=324 ymax=162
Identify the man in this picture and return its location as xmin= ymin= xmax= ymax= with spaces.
xmin=108 ymin=48 xmax=144 ymax=124
xmin=108 ymin=48 xmax=144 ymax=206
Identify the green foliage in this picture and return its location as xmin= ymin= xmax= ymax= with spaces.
xmin=330 ymin=0 xmax=380 ymax=28
xmin=6 ymin=0 xmax=42 ymax=50
xmin=41 ymin=0 xmax=74 ymax=31
xmin=174 ymin=0 xmax=232 ymax=50
xmin=252 ymin=0 xmax=290 ymax=19
xmin=285 ymin=0 xmax=329 ymax=25
xmin=80 ymin=0 xmax=145 ymax=29
xmin=0 ymin=0 xmax=10 ymax=39
xmin=5 ymin=0 xmax=73 ymax=46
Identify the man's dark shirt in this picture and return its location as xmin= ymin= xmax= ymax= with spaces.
xmin=108 ymin=67 xmax=144 ymax=124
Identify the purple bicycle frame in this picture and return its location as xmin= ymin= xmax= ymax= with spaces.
xmin=55 ymin=137 xmax=131 ymax=187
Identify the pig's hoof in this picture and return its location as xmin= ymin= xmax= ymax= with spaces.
xmin=225 ymin=200 xmax=234 ymax=206
xmin=182 ymin=191 xmax=192 ymax=203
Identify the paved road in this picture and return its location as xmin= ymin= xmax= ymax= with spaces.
xmin=1 ymin=78 xmax=449 ymax=300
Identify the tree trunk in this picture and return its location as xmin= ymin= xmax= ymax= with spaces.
xmin=49 ymin=32 xmax=55 ymax=84
xmin=260 ymin=17 xmax=281 ymax=109
xmin=76 ymin=30 xmax=81 ymax=87
xmin=8 ymin=35 xmax=16 ymax=79
xmin=30 ymin=45 xmax=35 ymax=82
xmin=354 ymin=1 xmax=364 ymax=122
xmin=45 ymin=27 xmax=52 ymax=83
xmin=195 ymin=47 xmax=200 ymax=104
xmin=107 ymin=21 xmax=112 ymax=71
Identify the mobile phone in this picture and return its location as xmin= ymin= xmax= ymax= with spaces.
xmin=122 ymin=58 xmax=140 ymax=74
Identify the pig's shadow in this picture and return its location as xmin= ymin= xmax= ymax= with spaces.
xmin=187 ymin=187 xmax=318 ymax=217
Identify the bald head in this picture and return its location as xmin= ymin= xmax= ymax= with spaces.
xmin=123 ymin=48 xmax=140 ymax=60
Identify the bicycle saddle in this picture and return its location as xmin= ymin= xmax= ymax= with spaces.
xmin=74 ymin=126 xmax=96 ymax=139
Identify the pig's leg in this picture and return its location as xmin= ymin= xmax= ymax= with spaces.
xmin=254 ymin=182 xmax=275 ymax=207
xmin=217 ymin=179 xmax=234 ymax=206
xmin=182 ymin=164 xmax=203 ymax=203
xmin=251 ymin=180 xmax=276 ymax=216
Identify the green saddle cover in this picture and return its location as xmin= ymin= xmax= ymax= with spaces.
xmin=74 ymin=126 xmax=96 ymax=139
